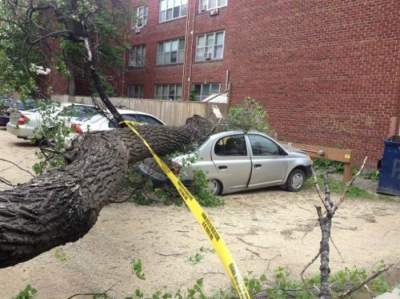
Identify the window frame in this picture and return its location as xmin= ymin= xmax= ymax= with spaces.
xmin=199 ymin=0 xmax=228 ymax=12
xmin=214 ymin=134 xmax=248 ymax=157
xmin=128 ymin=45 xmax=146 ymax=68
xmin=156 ymin=38 xmax=185 ymax=65
xmin=154 ymin=84 xmax=183 ymax=101
xmin=159 ymin=0 xmax=188 ymax=23
xmin=127 ymin=84 xmax=144 ymax=99
xmin=134 ymin=6 xmax=149 ymax=29
xmin=192 ymin=82 xmax=221 ymax=101
xmin=195 ymin=31 xmax=225 ymax=62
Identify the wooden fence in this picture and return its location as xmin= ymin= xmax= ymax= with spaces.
xmin=52 ymin=95 xmax=229 ymax=126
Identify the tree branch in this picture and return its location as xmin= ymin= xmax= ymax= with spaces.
xmin=338 ymin=264 xmax=393 ymax=298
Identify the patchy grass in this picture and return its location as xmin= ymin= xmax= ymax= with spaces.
xmin=304 ymin=176 xmax=374 ymax=199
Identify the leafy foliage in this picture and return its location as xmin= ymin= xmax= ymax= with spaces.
xmin=0 ymin=0 xmax=130 ymax=97
xmin=13 ymin=263 xmax=392 ymax=299
xmin=12 ymin=285 xmax=38 ymax=299
xmin=127 ymin=169 xmax=223 ymax=207
xmin=226 ymin=97 xmax=273 ymax=134
xmin=363 ymin=170 xmax=380 ymax=181
xmin=131 ymin=258 xmax=146 ymax=280
xmin=32 ymin=102 xmax=71 ymax=175
xmin=313 ymin=159 xmax=345 ymax=174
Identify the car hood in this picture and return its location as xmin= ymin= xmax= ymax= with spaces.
xmin=282 ymin=144 xmax=307 ymax=155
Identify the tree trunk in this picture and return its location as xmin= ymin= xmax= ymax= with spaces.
xmin=0 ymin=116 xmax=212 ymax=268
xmin=319 ymin=215 xmax=332 ymax=299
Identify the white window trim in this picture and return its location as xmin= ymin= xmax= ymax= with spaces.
xmin=156 ymin=38 xmax=185 ymax=65
xmin=159 ymin=0 xmax=188 ymax=23
xmin=199 ymin=0 xmax=228 ymax=12
xmin=195 ymin=31 xmax=225 ymax=62
xmin=134 ymin=6 xmax=148 ymax=29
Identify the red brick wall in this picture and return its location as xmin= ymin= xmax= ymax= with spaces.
xmin=51 ymin=0 xmax=400 ymax=166
xmin=225 ymin=0 xmax=400 ymax=166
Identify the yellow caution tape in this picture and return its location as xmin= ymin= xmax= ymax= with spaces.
xmin=123 ymin=121 xmax=251 ymax=299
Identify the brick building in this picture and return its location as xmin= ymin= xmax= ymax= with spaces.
xmin=54 ymin=0 xmax=400 ymax=166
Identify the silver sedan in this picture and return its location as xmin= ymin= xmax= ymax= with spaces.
xmin=174 ymin=131 xmax=313 ymax=195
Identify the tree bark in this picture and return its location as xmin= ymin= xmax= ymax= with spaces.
xmin=0 ymin=116 xmax=212 ymax=268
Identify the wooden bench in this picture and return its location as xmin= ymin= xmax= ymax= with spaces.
xmin=286 ymin=142 xmax=353 ymax=182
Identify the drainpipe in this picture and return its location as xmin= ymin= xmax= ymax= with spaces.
xmin=186 ymin=1 xmax=196 ymax=100
xmin=182 ymin=0 xmax=191 ymax=100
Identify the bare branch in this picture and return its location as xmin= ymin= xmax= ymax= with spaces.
xmin=66 ymin=283 xmax=116 ymax=299
xmin=0 ymin=176 xmax=14 ymax=187
xmin=334 ymin=156 xmax=368 ymax=213
xmin=0 ymin=158 xmax=34 ymax=177
xmin=312 ymin=167 xmax=324 ymax=203
xmin=338 ymin=264 xmax=392 ymax=298
xmin=301 ymin=250 xmax=321 ymax=283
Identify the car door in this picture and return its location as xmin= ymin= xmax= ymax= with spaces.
xmin=247 ymin=134 xmax=289 ymax=188
xmin=211 ymin=134 xmax=252 ymax=192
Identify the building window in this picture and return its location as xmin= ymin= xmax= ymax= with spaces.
xmin=195 ymin=31 xmax=225 ymax=62
xmin=128 ymin=45 xmax=146 ymax=67
xmin=128 ymin=85 xmax=144 ymax=98
xmin=157 ymin=38 xmax=185 ymax=65
xmin=159 ymin=0 xmax=187 ymax=22
xmin=199 ymin=0 xmax=227 ymax=11
xmin=155 ymin=84 xmax=182 ymax=100
xmin=134 ymin=6 xmax=148 ymax=29
xmin=191 ymin=83 xmax=221 ymax=101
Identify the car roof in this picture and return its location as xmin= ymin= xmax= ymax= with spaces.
xmin=209 ymin=130 xmax=272 ymax=139
xmin=117 ymin=109 xmax=155 ymax=116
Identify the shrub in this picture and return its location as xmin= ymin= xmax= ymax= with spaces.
xmin=226 ymin=97 xmax=273 ymax=134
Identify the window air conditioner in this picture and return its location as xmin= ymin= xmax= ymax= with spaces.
xmin=209 ymin=8 xmax=219 ymax=16
xmin=135 ymin=27 xmax=141 ymax=34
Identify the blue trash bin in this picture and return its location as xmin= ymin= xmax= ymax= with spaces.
xmin=377 ymin=137 xmax=400 ymax=196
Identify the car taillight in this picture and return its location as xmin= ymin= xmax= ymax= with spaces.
xmin=71 ymin=123 xmax=83 ymax=134
xmin=17 ymin=113 xmax=29 ymax=125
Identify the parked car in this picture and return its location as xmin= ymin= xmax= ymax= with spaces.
xmin=173 ymin=131 xmax=313 ymax=195
xmin=7 ymin=101 xmax=164 ymax=142
xmin=69 ymin=108 xmax=165 ymax=134
xmin=0 ymin=98 xmax=38 ymax=127
xmin=6 ymin=102 xmax=99 ymax=140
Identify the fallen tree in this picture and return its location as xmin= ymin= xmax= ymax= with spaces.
xmin=0 ymin=116 xmax=213 ymax=268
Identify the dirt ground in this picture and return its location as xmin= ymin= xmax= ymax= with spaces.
xmin=0 ymin=128 xmax=400 ymax=299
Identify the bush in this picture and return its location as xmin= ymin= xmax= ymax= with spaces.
xmin=226 ymin=97 xmax=273 ymax=134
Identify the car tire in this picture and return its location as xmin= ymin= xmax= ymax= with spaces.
xmin=208 ymin=179 xmax=222 ymax=195
xmin=285 ymin=168 xmax=306 ymax=192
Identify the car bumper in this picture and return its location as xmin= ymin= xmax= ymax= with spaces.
xmin=6 ymin=123 xmax=34 ymax=139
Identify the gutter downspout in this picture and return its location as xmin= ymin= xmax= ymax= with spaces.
xmin=187 ymin=1 xmax=196 ymax=100
xmin=182 ymin=0 xmax=191 ymax=100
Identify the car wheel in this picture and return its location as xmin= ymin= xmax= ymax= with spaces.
xmin=208 ymin=179 xmax=222 ymax=195
xmin=286 ymin=168 xmax=305 ymax=192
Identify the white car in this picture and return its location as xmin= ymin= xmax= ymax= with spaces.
xmin=67 ymin=108 xmax=165 ymax=140
xmin=7 ymin=103 xmax=165 ymax=141
xmin=7 ymin=103 xmax=99 ymax=140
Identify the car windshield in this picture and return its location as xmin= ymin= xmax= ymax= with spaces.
xmin=59 ymin=105 xmax=99 ymax=119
